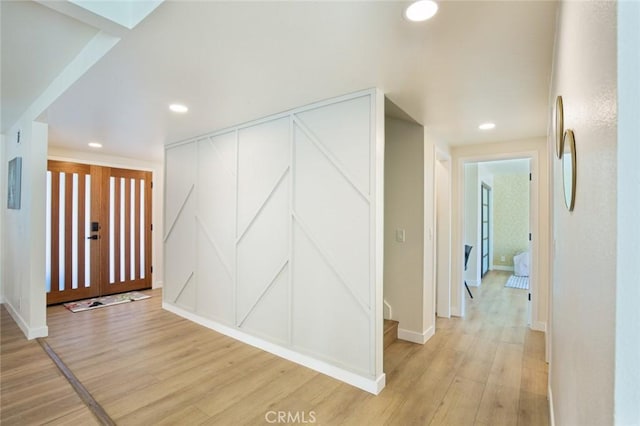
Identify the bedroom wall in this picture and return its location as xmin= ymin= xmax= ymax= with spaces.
xmin=163 ymin=90 xmax=385 ymax=393
xmin=492 ymin=174 xmax=529 ymax=269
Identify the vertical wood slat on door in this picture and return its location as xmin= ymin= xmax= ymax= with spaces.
xmin=124 ymin=178 xmax=131 ymax=282
xmin=77 ymin=175 xmax=86 ymax=288
xmin=113 ymin=177 xmax=121 ymax=283
xmin=134 ymin=179 xmax=141 ymax=280
xmin=50 ymin=172 xmax=60 ymax=296
xmin=64 ymin=174 xmax=73 ymax=292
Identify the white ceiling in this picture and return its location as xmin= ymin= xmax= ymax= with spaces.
xmin=2 ymin=1 xmax=558 ymax=162
xmin=0 ymin=0 xmax=98 ymax=132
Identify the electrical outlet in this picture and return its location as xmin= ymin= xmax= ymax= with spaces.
xmin=500 ymin=255 xmax=506 ymax=262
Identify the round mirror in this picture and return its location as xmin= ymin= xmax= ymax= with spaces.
xmin=555 ymin=96 xmax=564 ymax=158
xmin=562 ymin=129 xmax=576 ymax=211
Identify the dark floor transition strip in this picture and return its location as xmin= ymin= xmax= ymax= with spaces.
xmin=37 ymin=338 xmax=116 ymax=426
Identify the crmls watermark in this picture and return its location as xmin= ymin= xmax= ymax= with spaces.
xmin=264 ymin=410 xmax=317 ymax=424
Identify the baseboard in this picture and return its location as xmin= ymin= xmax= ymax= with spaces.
xmin=493 ymin=265 xmax=514 ymax=272
xmin=466 ymin=279 xmax=481 ymax=287
xmin=163 ymin=302 xmax=385 ymax=395
xmin=4 ymin=301 xmax=49 ymax=339
xmin=397 ymin=325 xmax=434 ymax=345
xmin=548 ymin=385 xmax=555 ymax=426
xmin=153 ymin=280 xmax=163 ymax=289
xmin=531 ymin=321 xmax=546 ymax=333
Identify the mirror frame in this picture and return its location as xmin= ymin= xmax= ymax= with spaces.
xmin=555 ymin=96 xmax=564 ymax=158
xmin=562 ymin=129 xmax=576 ymax=211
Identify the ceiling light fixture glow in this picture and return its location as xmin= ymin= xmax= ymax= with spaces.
xmin=88 ymin=142 xmax=102 ymax=148
xmin=405 ymin=0 xmax=439 ymax=22
xmin=169 ymin=103 xmax=189 ymax=113
xmin=478 ymin=122 xmax=496 ymax=130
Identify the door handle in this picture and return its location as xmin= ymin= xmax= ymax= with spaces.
xmin=87 ymin=235 xmax=100 ymax=240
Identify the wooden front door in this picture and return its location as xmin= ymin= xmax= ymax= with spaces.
xmin=46 ymin=161 xmax=152 ymax=305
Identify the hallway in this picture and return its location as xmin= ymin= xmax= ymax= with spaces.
xmin=0 ymin=271 xmax=547 ymax=425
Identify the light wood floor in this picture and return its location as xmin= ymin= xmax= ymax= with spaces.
xmin=1 ymin=271 xmax=548 ymax=425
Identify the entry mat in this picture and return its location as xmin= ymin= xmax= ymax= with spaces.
xmin=64 ymin=291 xmax=151 ymax=313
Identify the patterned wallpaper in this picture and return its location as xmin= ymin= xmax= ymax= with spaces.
xmin=492 ymin=174 xmax=529 ymax=267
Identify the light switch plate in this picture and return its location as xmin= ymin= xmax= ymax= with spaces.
xmin=395 ymin=229 xmax=406 ymax=243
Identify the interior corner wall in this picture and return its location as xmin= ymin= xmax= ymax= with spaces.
xmin=47 ymin=146 xmax=165 ymax=289
xmin=2 ymin=120 xmax=48 ymax=339
xmin=549 ymin=1 xmax=617 ymax=425
xmin=615 ymin=1 xmax=640 ymax=423
xmin=163 ymin=90 xmax=384 ymax=393
xmin=383 ymin=116 xmax=424 ymax=338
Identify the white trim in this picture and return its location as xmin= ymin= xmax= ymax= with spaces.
xmin=163 ymin=302 xmax=385 ymax=394
xmin=152 ymin=280 xmax=163 ymax=289
xmin=531 ymin=321 xmax=546 ymax=333
xmin=452 ymin=143 xmax=544 ymax=327
xmin=397 ymin=325 xmax=435 ymax=345
xmin=548 ymin=385 xmax=556 ymax=426
xmin=466 ymin=279 xmax=481 ymax=287
xmin=4 ymin=302 xmax=48 ymax=339
xmin=383 ymin=299 xmax=392 ymax=320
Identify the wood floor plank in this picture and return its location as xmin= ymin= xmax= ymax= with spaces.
xmin=1 ymin=271 xmax=549 ymax=425
xmin=429 ymin=377 xmax=485 ymax=426
xmin=0 ymin=306 xmax=94 ymax=426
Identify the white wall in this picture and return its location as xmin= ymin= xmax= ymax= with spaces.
xmin=452 ymin=138 xmax=549 ymax=331
xmin=384 ymin=117 xmax=425 ymax=336
xmin=548 ymin=1 xmax=617 ymax=425
xmin=2 ymin=119 xmax=48 ymax=339
xmin=0 ymin=134 xmax=5 ymax=303
xmin=435 ymin=153 xmax=451 ymax=318
xmin=47 ymin=146 xmax=164 ymax=289
xmin=163 ymin=90 xmax=385 ymax=394
xmin=615 ymin=2 xmax=640 ymax=424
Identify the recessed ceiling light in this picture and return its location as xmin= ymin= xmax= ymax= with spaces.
xmin=479 ymin=122 xmax=496 ymax=130
xmin=88 ymin=142 xmax=102 ymax=148
xmin=405 ymin=0 xmax=438 ymax=22
xmin=169 ymin=103 xmax=188 ymax=113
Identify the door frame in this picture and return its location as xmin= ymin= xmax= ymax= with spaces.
xmin=43 ymin=156 xmax=155 ymax=307
xmin=451 ymin=147 xmax=545 ymax=333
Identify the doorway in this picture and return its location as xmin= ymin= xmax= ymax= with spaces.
xmin=462 ymin=159 xmax=531 ymax=322
xmin=46 ymin=160 xmax=152 ymax=305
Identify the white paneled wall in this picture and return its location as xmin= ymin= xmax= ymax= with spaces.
xmin=164 ymin=90 xmax=384 ymax=393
